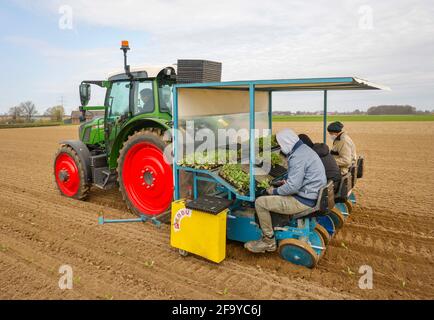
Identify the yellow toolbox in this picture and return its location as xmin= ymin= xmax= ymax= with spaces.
xmin=170 ymin=199 xmax=228 ymax=263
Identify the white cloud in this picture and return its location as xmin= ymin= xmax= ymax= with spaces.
xmin=5 ymin=0 xmax=434 ymax=112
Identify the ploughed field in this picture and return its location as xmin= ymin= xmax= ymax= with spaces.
xmin=0 ymin=122 xmax=433 ymax=299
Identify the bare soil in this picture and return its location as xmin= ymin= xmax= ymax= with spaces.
xmin=0 ymin=122 xmax=433 ymax=299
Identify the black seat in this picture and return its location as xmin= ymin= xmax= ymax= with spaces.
xmin=270 ymin=181 xmax=335 ymax=228
xmin=349 ymin=164 xmax=357 ymax=189
xmin=292 ymin=181 xmax=335 ymax=220
xmin=335 ymin=173 xmax=350 ymax=203
xmin=356 ymin=156 xmax=364 ymax=179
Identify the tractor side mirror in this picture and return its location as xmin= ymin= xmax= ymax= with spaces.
xmin=79 ymin=83 xmax=91 ymax=106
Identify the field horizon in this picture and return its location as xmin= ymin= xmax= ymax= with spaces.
xmin=273 ymin=114 xmax=434 ymax=122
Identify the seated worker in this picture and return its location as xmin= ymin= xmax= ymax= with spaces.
xmin=298 ymin=134 xmax=341 ymax=192
xmin=139 ymin=88 xmax=154 ymax=113
xmin=327 ymin=122 xmax=357 ymax=175
xmin=244 ymin=129 xmax=327 ymax=253
xmin=298 ymin=134 xmax=314 ymax=148
xmin=313 ymin=143 xmax=342 ymax=193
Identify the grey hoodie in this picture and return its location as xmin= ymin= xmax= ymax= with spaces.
xmin=275 ymin=130 xmax=327 ymax=204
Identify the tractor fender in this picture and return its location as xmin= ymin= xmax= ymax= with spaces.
xmin=59 ymin=140 xmax=92 ymax=183
xmin=108 ymin=118 xmax=172 ymax=169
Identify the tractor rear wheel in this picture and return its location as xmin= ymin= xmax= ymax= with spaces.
xmin=118 ymin=129 xmax=173 ymax=218
xmin=54 ymin=145 xmax=90 ymax=199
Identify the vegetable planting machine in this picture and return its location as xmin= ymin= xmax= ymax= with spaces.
xmin=171 ymin=78 xmax=386 ymax=268
xmin=54 ymin=41 xmax=387 ymax=268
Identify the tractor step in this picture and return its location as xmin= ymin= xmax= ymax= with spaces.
xmin=89 ymin=153 xmax=117 ymax=190
xmin=90 ymin=153 xmax=108 ymax=168
xmin=93 ymin=167 xmax=117 ymax=189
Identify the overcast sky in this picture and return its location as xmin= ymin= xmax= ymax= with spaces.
xmin=0 ymin=0 xmax=433 ymax=114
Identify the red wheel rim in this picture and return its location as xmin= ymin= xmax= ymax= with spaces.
xmin=55 ymin=153 xmax=80 ymax=197
xmin=122 ymin=142 xmax=173 ymax=216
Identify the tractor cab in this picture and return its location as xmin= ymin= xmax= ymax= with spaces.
xmin=78 ymin=65 xmax=176 ymax=149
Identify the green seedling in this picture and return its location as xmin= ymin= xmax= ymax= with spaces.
xmin=218 ymin=288 xmax=229 ymax=296
xmin=144 ymin=260 xmax=155 ymax=268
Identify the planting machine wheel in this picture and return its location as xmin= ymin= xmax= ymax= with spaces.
xmin=349 ymin=192 xmax=357 ymax=205
xmin=345 ymin=200 xmax=353 ymax=214
xmin=118 ymin=129 xmax=173 ymax=218
xmin=335 ymin=202 xmax=350 ymax=219
xmin=316 ymin=215 xmax=336 ymax=237
xmin=311 ymin=230 xmax=326 ymax=258
xmin=179 ymin=249 xmax=189 ymax=257
xmin=54 ymin=145 xmax=90 ymax=199
xmin=278 ymin=238 xmax=319 ymax=268
xmin=315 ymin=224 xmax=331 ymax=245
xmin=327 ymin=208 xmax=345 ymax=230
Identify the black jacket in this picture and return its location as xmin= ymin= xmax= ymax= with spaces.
xmin=313 ymin=143 xmax=342 ymax=190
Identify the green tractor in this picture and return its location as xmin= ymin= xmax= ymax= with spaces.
xmin=54 ymin=41 xmax=180 ymax=219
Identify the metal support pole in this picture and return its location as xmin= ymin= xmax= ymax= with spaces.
xmin=323 ymin=90 xmax=328 ymax=144
xmin=249 ymin=84 xmax=256 ymax=201
xmin=268 ymin=91 xmax=273 ymax=133
xmin=98 ymin=215 xmax=161 ymax=228
xmin=193 ymin=172 xmax=198 ymax=199
xmin=173 ymin=87 xmax=180 ymax=200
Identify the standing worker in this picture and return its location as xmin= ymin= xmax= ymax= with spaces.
xmin=327 ymin=122 xmax=357 ymax=175
xmin=244 ymin=129 xmax=327 ymax=253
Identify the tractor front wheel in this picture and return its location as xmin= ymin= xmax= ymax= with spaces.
xmin=118 ymin=129 xmax=173 ymax=218
xmin=54 ymin=145 xmax=90 ymax=199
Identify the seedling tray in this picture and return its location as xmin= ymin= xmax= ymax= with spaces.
xmin=186 ymin=196 xmax=233 ymax=214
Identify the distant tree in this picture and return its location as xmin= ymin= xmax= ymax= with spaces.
xmin=367 ymin=105 xmax=417 ymax=115
xmin=19 ymin=101 xmax=38 ymax=121
xmin=45 ymin=105 xmax=65 ymax=122
xmin=8 ymin=106 xmax=24 ymax=122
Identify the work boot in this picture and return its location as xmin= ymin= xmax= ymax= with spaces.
xmin=244 ymin=236 xmax=277 ymax=253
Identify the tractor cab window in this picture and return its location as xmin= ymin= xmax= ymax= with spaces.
xmin=108 ymin=81 xmax=130 ymax=117
xmin=159 ymin=84 xmax=172 ymax=114
xmin=135 ymin=81 xmax=155 ymax=115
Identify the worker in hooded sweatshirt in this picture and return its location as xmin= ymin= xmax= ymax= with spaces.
xmin=327 ymin=122 xmax=357 ymax=175
xmin=244 ymin=129 xmax=327 ymax=253
xmin=313 ymin=143 xmax=342 ymax=193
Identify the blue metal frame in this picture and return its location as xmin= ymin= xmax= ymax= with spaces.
xmin=177 ymin=166 xmax=253 ymax=202
xmin=268 ymin=91 xmax=273 ymax=132
xmin=171 ymin=78 xmax=341 ymax=202
xmin=323 ymin=90 xmax=328 ymax=144
xmin=98 ymin=214 xmax=161 ymax=227
xmin=169 ymin=76 xmax=384 ymax=266
xmin=248 ymin=84 xmax=256 ymax=201
xmin=173 ymin=87 xmax=180 ymax=200
xmin=170 ymin=75 xmax=383 ymax=205
xmin=174 ymin=77 xmax=356 ymax=89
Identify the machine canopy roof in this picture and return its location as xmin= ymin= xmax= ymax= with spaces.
xmin=174 ymin=76 xmax=389 ymax=118
xmin=175 ymin=77 xmax=390 ymax=92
